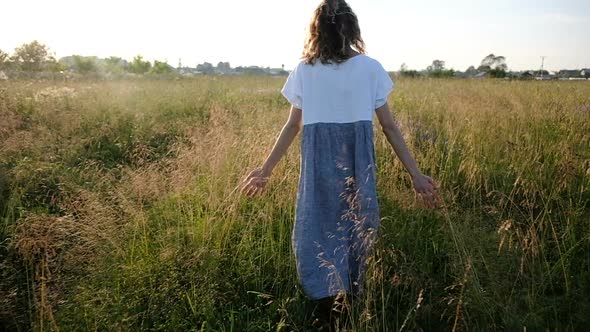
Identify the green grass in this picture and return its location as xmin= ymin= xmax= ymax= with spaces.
xmin=1 ymin=77 xmax=589 ymax=331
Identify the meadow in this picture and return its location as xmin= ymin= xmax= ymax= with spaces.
xmin=0 ymin=77 xmax=589 ymax=331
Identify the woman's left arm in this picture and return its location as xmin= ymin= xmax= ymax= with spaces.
xmin=241 ymin=106 xmax=302 ymax=197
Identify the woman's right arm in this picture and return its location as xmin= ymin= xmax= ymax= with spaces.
xmin=241 ymin=106 xmax=302 ymax=197
xmin=375 ymin=102 xmax=440 ymax=208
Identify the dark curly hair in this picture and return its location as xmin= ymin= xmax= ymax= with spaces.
xmin=303 ymin=0 xmax=366 ymax=65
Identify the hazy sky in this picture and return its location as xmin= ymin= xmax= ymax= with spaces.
xmin=1 ymin=0 xmax=589 ymax=71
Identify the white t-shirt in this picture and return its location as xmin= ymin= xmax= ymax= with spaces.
xmin=281 ymin=54 xmax=394 ymax=125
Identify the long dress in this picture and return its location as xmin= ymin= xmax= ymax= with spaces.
xmin=281 ymin=54 xmax=394 ymax=300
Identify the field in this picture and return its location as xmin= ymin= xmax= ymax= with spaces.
xmin=1 ymin=77 xmax=589 ymax=331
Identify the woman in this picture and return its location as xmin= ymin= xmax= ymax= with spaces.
xmin=242 ymin=0 xmax=440 ymax=329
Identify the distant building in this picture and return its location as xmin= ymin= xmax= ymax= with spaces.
xmin=269 ymin=68 xmax=288 ymax=75
xmin=196 ymin=62 xmax=215 ymax=75
xmin=519 ymin=71 xmax=535 ymax=80
xmin=215 ymin=62 xmax=232 ymax=75
xmin=558 ymin=70 xmax=582 ymax=79
xmin=237 ymin=66 xmax=267 ymax=75
xmin=472 ymin=72 xmax=487 ymax=79
xmin=581 ymin=69 xmax=590 ymax=79
xmin=177 ymin=67 xmax=201 ymax=76
xmin=453 ymin=71 xmax=467 ymax=78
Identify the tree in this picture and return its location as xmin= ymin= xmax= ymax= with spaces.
xmin=12 ymin=40 xmax=56 ymax=71
xmin=480 ymin=54 xmax=507 ymax=70
xmin=128 ymin=55 xmax=151 ymax=74
xmin=47 ymin=60 xmax=67 ymax=73
xmin=478 ymin=54 xmax=508 ymax=76
xmin=104 ymin=56 xmax=127 ymax=74
xmin=73 ymin=55 xmax=97 ymax=73
xmin=150 ymin=60 xmax=173 ymax=74
xmin=466 ymin=66 xmax=477 ymax=75
xmin=0 ymin=49 xmax=9 ymax=69
xmin=196 ymin=62 xmax=214 ymax=75
xmin=426 ymin=59 xmax=453 ymax=78
xmin=399 ymin=63 xmax=420 ymax=78
xmin=427 ymin=60 xmax=446 ymax=72
xmin=216 ymin=61 xmax=231 ymax=73
xmin=488 ymin=68 xmax=507 ymax=78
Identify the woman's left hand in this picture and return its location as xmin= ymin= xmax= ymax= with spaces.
xmin=241 ymin=167 xmax=270 ymax=197
xmin=412 ymin=173 xmax=441 ymax=209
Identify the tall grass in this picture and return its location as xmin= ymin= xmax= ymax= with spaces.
xmin=1 ymin=77 xmax=589 ymax=331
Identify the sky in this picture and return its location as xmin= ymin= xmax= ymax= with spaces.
xmin=1 ymin=0 xmax=589 ymax=72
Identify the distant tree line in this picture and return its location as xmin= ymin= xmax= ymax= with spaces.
xmin=400 ymin=54 xmax=509 ymax=78
xmin=0 ymin=41 xmax=176 ymax=77
xmin=0 ymin=41 xmax=288 ymax=79
xmin=5 ymin=43 xmax=582 ymax=81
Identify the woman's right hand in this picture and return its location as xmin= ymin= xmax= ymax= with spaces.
xmin=240 ymin=167 xmax=270 ymax=197
xmin=411 ymin=173 xmax=441 ymax=208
